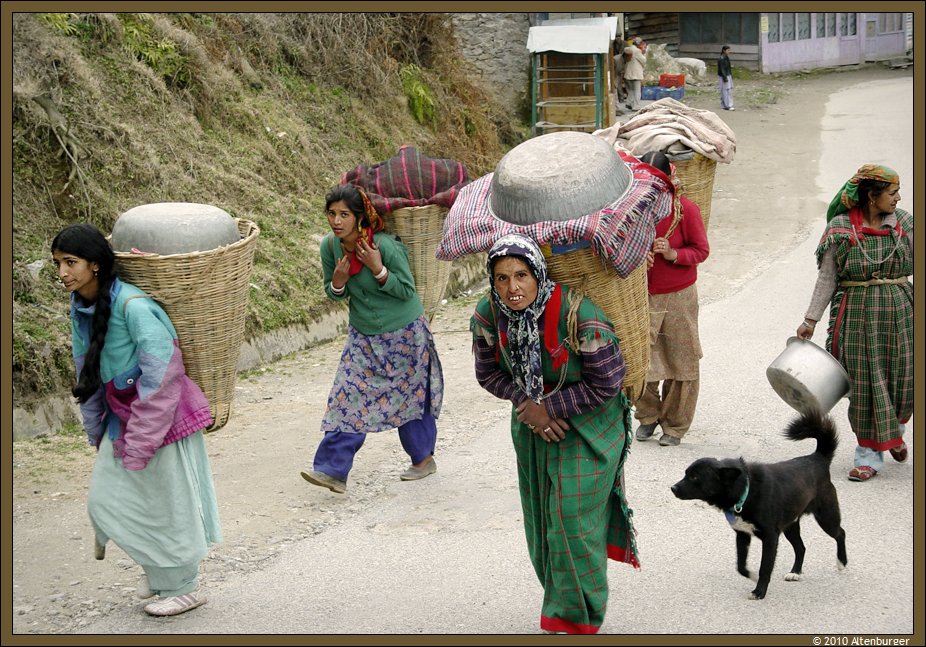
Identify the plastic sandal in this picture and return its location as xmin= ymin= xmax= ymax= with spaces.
xmin=848 ymin=466 xmax=877 ymax=482
xmin=144 ymin=592 xmax=207 ymax=617
xmin=889 ymin=443 xmax=908 ymax=463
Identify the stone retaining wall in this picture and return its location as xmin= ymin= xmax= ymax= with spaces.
xmin=449 ymin=13 xmax=532 ymax=109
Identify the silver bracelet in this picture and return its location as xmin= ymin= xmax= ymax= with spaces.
xmin=330 ymin=282 xmax=345 ymax=294
xmin=374 ymin=266 xmax=388 ymax=281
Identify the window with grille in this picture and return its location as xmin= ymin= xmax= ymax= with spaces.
xmin=679 ymin=12 xmax=760 ymax=44
xmin=782 ymin=13 xmax=795 ymax=41
xmin=798 ymin=13 xmax=811 ymax=39
xmin=768 ymin=12 xmax=780 ymax=42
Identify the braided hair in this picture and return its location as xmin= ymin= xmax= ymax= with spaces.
xmin=51 ymin=224 xmax=116 ymax=403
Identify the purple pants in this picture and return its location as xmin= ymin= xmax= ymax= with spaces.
xmin=313 ymin=414 xmax=438 ymax=481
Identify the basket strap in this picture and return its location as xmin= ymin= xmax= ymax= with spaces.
xmin=122 ymin=293 xmax=153 ymax=316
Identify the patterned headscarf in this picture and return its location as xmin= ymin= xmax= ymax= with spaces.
xmin=357 ymin=188 xmax=385 ymax=235
xmin=486 ymin=234 xmax=556 ymax=402
xmin=345 ymin=187 xmax=386 ymax=276
xmin=825 ymin=164 xmax=900 ymax=222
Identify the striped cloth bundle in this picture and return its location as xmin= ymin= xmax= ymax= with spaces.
xmin=435 ymin=154 xmax=671 ymax=278
xmin=341 ymin=145 xmax=471 ymax=214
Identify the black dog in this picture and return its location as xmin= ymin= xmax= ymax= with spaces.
xmin=670 ymin=409 xmax=847 ymax=600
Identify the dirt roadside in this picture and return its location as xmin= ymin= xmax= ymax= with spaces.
xmin=9 ymin=65 xmax=910 ymax=635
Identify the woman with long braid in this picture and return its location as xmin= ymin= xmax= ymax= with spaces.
xmin=51 ymin=223 xmax=221 ymax=617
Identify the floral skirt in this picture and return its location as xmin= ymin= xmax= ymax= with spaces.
xmin=321 ymin=315 xmax=444 ymax=434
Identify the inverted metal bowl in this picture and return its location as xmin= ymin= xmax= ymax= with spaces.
xmin=766 ymin=337 xmax=851 ymax=414
xmin=490 ymin=131 xmax=632 ymax=225
xmin=111 ymin=202 xmax=240 ymax=255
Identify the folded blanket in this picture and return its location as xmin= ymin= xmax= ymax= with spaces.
xmin=613 ymin=98 xmax=737 ymax=163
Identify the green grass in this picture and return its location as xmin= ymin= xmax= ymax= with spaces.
xmin=11 ymin=12 xmax=518 ymax=415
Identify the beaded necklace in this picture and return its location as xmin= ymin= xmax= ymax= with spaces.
xmin=851 ymin=223 xmax=901 ymax=266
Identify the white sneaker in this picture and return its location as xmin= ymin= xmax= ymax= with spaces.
xmin=144 ymin=592 xmax=207 ymax=617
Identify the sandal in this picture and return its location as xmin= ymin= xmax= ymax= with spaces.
xmin=889 ymin=442 xmax=908 ymax=463
xmin=848 ymin=466 xmax=877 ymax=482
xmin=144 ymin=592 xmax=207 ymax=617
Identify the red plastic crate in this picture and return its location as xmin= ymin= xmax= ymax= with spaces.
xmin=659 ymin=73 xmax=686 ymax=87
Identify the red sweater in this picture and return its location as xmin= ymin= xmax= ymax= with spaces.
xmin=647 ymin=195 xmax=710 ymax=294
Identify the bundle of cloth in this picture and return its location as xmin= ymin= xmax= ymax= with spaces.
xmin=340 ymin=145 xmax=471 ymax=214
xmin=597 ymin=97 xmax=737 ymax=163
xmin=435 ymin=153 xmax=672 ymax=279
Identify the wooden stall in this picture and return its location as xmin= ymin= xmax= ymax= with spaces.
xmin=528 ymin=18 xmax=618 ymax=135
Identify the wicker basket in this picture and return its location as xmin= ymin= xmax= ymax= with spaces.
xmin=113 ymin=218 xmax=260 ymax=431
xmin=544 ymin=246 xmax=650 ymax=402
xmin=384 ymin=204 xmax=452 ymax=320
xmin=673 ymin=152 xmax=717 ymax=230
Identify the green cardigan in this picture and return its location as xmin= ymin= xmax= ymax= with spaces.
xmin=321 ymin=231 xmax=424 ymax=334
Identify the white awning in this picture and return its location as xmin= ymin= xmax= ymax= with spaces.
xmin=540 ymin=16 xmax=619 ymax=42
xmin=527 ymin=24 xmax=612 ymax=54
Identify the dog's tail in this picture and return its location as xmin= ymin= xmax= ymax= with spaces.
xmin=784 ymin=408 xmax=839 ymax=459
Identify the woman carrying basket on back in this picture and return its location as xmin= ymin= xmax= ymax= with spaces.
xmin=471 ymin=233 xmax=638 ymax=634
xmin=51 ymin=223 xmax=221 ymax=617
xmin=301 ymin=184 xmax=444 ymax=494
xmin=633 ymin=151 xmax=710 ymax=447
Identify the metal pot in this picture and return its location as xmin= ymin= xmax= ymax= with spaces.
xmin=766 ymin=337 xmax=851 ymax=414
xmin=490 ymin=131 xmax=632 ymax=225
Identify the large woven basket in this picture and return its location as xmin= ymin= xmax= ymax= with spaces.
xmin=113 ymin=218 xmax=260 ymax=431
xmin=544 ymin=246 xmax=649 ymax=402
xmin=673 ymin=153 xmax=717 ymax=230
xmin=384 ymin=204 xmax=452 ymax=321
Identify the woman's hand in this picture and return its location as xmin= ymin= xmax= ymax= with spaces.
xmin=645 ymin=250 xmax=655 ymax=270
xmin=653 ymin=237 xmax=678 ymax=261
xmin=516 ymin=400 xmax=570 ymax=442
xmin=796 ymin=320 xmax=816 ymax=340
xmin=356 ymin=238 xmax=384 ymax=275
xmin=331 ymin=255 xmax=351 ymax=290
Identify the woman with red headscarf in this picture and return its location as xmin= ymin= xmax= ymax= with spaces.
xmin=301 ymin=184 xmax=444 ymax=494
xmin=796 ymin=164 xmax=913 ymax=482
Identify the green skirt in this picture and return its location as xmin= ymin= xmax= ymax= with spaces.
xmin=513 ymin=395 xmax=638 ymax=634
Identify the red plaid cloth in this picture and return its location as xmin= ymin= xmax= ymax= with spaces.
xmin=435 ymin=153 xmax=672 ymax=278
xmin=340 ymin=145 xmax=470 ymax=214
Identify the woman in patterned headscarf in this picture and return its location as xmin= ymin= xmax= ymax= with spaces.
xmin=301 ymin=184 xmax=444 ymax=494
xmin=797 ymin=164 xmax=913 ymax=482
xmin=471 ymin=233 xmax=638 ymax=634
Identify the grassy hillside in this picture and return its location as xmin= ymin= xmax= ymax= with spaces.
xmin=11 ymin=12 xmax=525 ymax=406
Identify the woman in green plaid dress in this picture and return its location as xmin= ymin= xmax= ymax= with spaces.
xmin=797 ymin=164 xmax=913 ymax=482
xmin=471 ymin=234 xmax=638 ymax=634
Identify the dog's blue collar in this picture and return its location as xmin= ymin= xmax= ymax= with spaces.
xmin=731 ymin=474 xmax=750 ymax=514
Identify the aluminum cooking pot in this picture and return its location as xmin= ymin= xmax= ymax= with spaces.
xmin=766 ymin=337 xmax=851 ymax=414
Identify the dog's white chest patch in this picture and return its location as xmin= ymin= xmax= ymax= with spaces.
xmin=724 ymin=510 xmax=757 ymax=535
